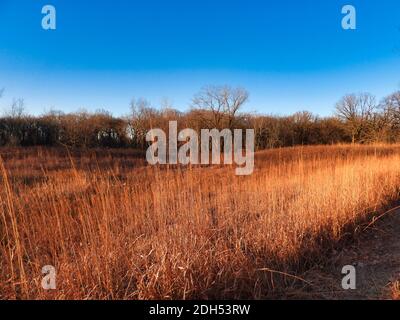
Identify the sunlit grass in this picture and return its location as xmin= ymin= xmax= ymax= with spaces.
xmin=1 ymin=144 xmax=400 ymax=299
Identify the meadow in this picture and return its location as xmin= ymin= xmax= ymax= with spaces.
xmin=1 ymin=144 xmax=400 ymax=299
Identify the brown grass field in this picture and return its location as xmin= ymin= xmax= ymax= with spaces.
xmin=1 ymin=144 xmax=400 ymax=299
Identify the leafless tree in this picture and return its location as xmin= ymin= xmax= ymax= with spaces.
xmin=0 ymin=88 xmax=4 ymax=115
xmin=129 ymin=98 xmax=160 ymax=148
xmin=382 ymin=91 xmax=400 ymax=127
xmin=192 ymin=85 xmax=249 ymax=129
xmin=335 ymin=93 xmax=377 ymax=143
xmin=8 ymin=98 xmax=26 ymax=118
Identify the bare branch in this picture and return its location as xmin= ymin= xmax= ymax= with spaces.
xmin=191 ymin=85 xmax=249 ymax=129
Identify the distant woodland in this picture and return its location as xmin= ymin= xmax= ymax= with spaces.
xmin=1 ymin=86 xmax=400 ymax=150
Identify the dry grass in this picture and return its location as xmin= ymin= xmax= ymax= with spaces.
xmin=391 ymin=281 xmax=400 ymax=300
xmin=1 ymin=144 xmax=400 ymax=299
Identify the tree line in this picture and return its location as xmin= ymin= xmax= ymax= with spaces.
xmin=1 ymin=86 xmax=400 ymax=150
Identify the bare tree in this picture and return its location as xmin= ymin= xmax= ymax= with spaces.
xmin=382 ymin=91 xmax=400 ymax=127
xmin=292 ymin=111 xmax=316 ymax=145
xmin=335 ymin=93 xmax=376 ymax=143
xmin=250 ymin=115 xmax=282 ymax=150
xmin=0 ymin=88 xmax=4 ymax=115
xmin=8 ymin=98 xmax=26 ymax=118
xmin=129 ymin=98 xmax=160 ymax=148
xmin=192 ymin=85 xmax=249 ymax=129
xmin=375 ymin=91 xmax=400 ymax=142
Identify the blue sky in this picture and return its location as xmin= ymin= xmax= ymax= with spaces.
xmin=0 ymin=0 xmax=400 ymax=116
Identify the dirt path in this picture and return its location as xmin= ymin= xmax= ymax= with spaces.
xmin=297 ymin=208 xmax=400 ymax=299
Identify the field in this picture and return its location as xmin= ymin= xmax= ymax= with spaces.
xmin=1 ymin=144 xmax=400 ymax=299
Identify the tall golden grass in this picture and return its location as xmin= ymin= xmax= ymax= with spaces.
xmin=1 ymin=144 xmax=400 ymax=299
xmin=391 ymin=281 xmax=400 ymax=300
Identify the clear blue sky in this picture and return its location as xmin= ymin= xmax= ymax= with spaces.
xmin=1 ymin=0 xmax=400 ymax=116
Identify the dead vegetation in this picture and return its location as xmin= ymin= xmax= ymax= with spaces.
xmin=1 ymin=144 xmax=400 ymax=299
xmin=391 ymin=281 xmax=400 ymax=300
